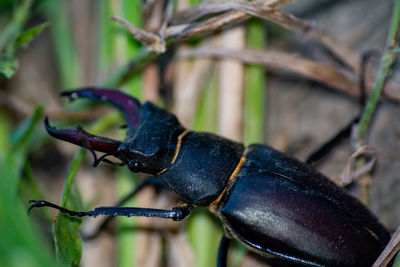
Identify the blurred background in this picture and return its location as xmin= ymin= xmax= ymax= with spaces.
xmin=0 ymin=0 xmax=399 ymax=266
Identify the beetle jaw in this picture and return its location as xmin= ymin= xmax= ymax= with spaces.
xmin=44 ymin=117 xmax=122 ymax=155
xmin=61 ymin=87 xmax=142 ymax=129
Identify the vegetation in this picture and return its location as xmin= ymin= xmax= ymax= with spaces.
xmin=0 ymin=0 xmax=399 ymax=266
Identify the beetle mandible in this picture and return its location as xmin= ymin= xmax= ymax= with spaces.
xmin=29 ymin=87 xmax=390 ymax=267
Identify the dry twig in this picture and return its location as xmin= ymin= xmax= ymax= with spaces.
xmin=373 ymin=226 xmax=400 ymax=267
xmin=111 ymin=15 xmax=165 ymax=53
xmin=335 ymin=145 xmax=376 ymax=186
xmin=106 ymin=0 xmax=400 ymax=102
xmin=170 ymin=0 xmax=359 ymax=71
xmin=178 ymin=48 xmax=358 ymax=96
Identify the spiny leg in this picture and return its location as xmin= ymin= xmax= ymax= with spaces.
xmin=217 ymin=235 xmax=231 ymax=267
xmin=84 ymin=176 xmax=165 ymax=240
xmin=28 ymin=200 xmax=192 ymax=221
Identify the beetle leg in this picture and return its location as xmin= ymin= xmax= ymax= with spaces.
xmin=44 ymin=117 xmax=121 ymax=155
xmin=28 ymin=200 xmax=192 ymax=221
xmin=61 ymin=87 xmax=142 ymax=128
xmin=217 ymin=235 xmax=231 ymax=267
xmin=306 ymin=50 xmax=379 ymax=168
xmin=83 ymin=176 xmax=165 ymax=240
xmin=305 ymin=117 xmax=357 ymax=167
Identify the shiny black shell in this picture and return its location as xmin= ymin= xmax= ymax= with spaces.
xmin=44 ymin=88 xmax=390 ymax=266
xmin=158 ymin=132 xmax=244 ymax=205
xmin=217 ymin=144 xmax=390 ymax=266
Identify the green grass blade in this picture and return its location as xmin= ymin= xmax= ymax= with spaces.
xmin=193 ymin=68 xmax=218 ymax=132
xmin=43 ymin=0 xmax=81 ymax=88
xmin=10 ymin=106 xmax=44 ymax=152
xmin=0 ymin=175 xmax=56 ymax=267
xmin=97 ymin=0 xmax=116 ymax=73
xmin=52 ymin=111 xmax=120 ymax=266
xmin=53 ymin=148 xmax=85 ymax=266
xmin=0 ymin=0 xmax=33 ymax=53
xmin=6 ymin=105 xmax=44 ymax=194
xmin=14 ymin=21 xmax=50 ymax=50
xmin=357 ymin=0 xmax=400 ymax=143
xmin=116 ymin=168 xmax=138 ymax=267
xmin=244 ymin=19 xmax=265 ymax=145
xmin=0 ymin=105 xmax=56 ymax=267
xmin=187 ymin=209 xmax=222 ymax=267
xmin=0 ymin=112 xmax=11 ymax=159
xmin=394 ymin=251 xmax=400 ymax=267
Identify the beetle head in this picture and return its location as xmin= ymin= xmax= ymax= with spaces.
xmin=45 ymin=87 xmax=184 ymax=175
xmin=117 ymin=100 xmax=185 ymax=174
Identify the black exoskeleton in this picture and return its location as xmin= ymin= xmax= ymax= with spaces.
xmin=29 ymin=87 xmax=390 ymax=267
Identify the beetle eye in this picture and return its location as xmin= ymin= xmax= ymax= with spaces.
xmin=129 ymin=160 xmax=143 ymax=172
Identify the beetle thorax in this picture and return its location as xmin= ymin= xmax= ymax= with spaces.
xmin=157 ymin=132 xmax=244 ymax=205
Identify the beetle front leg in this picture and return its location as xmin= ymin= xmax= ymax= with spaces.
xmin=28 ymin=200 xmax=192 ymax=221
xmin=217 ymin=235 xmax=231 ymax=267
xmin=84 ymin=176 xmax=166 ymax=240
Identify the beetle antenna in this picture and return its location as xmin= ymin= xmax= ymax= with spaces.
xmin=76 ymin=136 xmax=125 ymax=167
xmin=80 ymin=136 xmax=101 ymax=166
xmin=93 ymin=152 xmax=127 ymax=167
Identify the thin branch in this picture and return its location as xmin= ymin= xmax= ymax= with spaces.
xmin=106 ymin=0 xmax=361 ymax=90
xmin=106 ymin=0 xmax=400 ymax=102
xmin=170 ymin=0 xmax=294 ymax=24
xmin=178 ymin=48 xmax=358 ymax=96
xmin=373 ymin=226 xmax=400 ymax=267
xmin=170 ymin=0 xmax=359 ymax=71
xmin=166 ymin=1 xmax=294 ymax=41
xmin=336 ymin=145 xmax=376 ymax=186
xmin=111 ymin=16 xmax=165 ymax=53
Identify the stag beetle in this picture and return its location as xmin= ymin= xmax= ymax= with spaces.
xmin=29 ymin=87 xmax=390 ymax=267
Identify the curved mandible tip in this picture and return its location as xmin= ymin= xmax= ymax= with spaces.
xmin=61 ymin=87 xmax=142 ymax=128
xmin=44 ymin=117 xmax=121 ymax=154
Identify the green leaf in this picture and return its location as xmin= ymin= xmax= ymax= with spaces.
xmin=15 ymin=21 xmax=50 ymax=49
xmin=0 ymin=54 xmax=18 ymax=78
xmin=53 ymin=148 xmax=85 ymax=266
xmin=0 ymin=0 xmax=33 ymax=54
xmin=54 ymin=208 xmax=83 ymax=266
